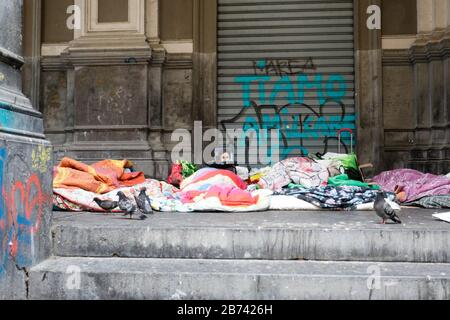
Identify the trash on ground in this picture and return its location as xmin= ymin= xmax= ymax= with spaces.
xmin=432 ymin=212 xmax=450 ymax=223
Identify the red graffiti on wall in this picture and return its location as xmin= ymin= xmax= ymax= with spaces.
xmin=1 ymin=174 xmax=48 ymax=269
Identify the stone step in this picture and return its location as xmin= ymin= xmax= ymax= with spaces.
xmin=51 ymin=210 xmax=450 ymax=263
xmin=29 ymin=257 xmax=450 ymax=300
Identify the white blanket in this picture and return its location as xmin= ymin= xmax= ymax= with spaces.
xmin=269 ymin=195 xmax=374 ymax=211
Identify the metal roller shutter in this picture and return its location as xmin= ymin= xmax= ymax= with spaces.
xmin=217 ymin=0 xmax=355 ymax=164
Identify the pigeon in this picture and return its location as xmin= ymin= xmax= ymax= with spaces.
xmin=374 ymin=192 xmax=402 ymax=224
xmin=94 ymin=198 xmax=118 ymax=211
xmin=117 ymin=191 xmax=141 ymax=219
xmin=134 ymin=188 xmax=153 ymax=215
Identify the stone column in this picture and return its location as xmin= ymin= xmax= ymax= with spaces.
xmin=443 ymin=0 xmax=450 ymax=171
xmin=410 ymin=0 xmax=450 ymax=173
xmin=417 ymin=0 xmax=435 ymax=38
xmin=434 ymin=0 xmax=448 ymax=32
xmin=430 ymin=0 xmax=447 ymax=161
xmin=447 ymin=0 xmax=450 ymax=27
xmin=145 ymin=0 xmax=171 ymax=178
xmin=414 ymin=0 xmax=434 ymax=151
xmin=22 ymin=0 xmax=42 ymax=110
xmin=355 ymin=0 xmax=384 ymax=174
xmin=0 ymin=0 xmax=53 ymax=299
xmin=192 ymin=0 xmax=217 ymax=130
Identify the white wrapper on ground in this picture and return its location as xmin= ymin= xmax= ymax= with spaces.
xmin=269 ymin=195 xmax=375 ymax=211
xmin=432 ymin=212 xmax=450 ymax=223
xmin=269 ymin=195 xmax=319 ymax=210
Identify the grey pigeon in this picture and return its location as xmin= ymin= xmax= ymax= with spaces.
xmin=134 ymin=187 xmax=153 ymax=215
xmin=117 ymin=191 xmax=140 ymax=219
xmin=94 ymin=198 xmax=118 ymax=211
xmin=374 ymin=192 xmax=402 ymax=224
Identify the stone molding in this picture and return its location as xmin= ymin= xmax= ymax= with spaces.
xmin=62 ymin=45 xmax=152 ymax=66
xmin=145 ymin=0 xmax=160 ymax=44
xmin=164 ymin=53 xmax=193 ymax=69
xmin=74 ymin=0 xmax=145 ymax=40
xmin=67 ymin=0 xmax=150 ymax=65
xmin=40 ymin=45 xmax=193 ymax=70
xmin=410 ymin=35 xmax=450 ymax=63
xmin=0 ymin=47 xmax=24 ymax=69
xmin=149 ymin=45 xmax=166 ymax=66
xmin=382 ymin=49 xmax=412 ymax=66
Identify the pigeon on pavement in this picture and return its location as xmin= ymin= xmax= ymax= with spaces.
xmin=134 ymin=188 xmax=153 ymax=215
xmin=93 ymin=198 xmax=118 ymax=211
xmin=117 ymin=191 xmax=144 ymax=220
xmin=374 ymin=192 xmax=402 ymax=224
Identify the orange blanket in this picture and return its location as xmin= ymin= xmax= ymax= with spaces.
xmin=53 ymin=157 xmax=145 ymax=194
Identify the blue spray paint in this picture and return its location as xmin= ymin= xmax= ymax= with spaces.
xmin=0 ymin=148 xmax=7 ymax=276
xmin=0 ymin=104 xmax=14 ymax=129
xmin=222 ymin=59 xmax=354 ymax=162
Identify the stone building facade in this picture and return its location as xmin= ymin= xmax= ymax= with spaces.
xmin=382 ymin=0 xmax=450 ymax=174
xmin=21 ymin=0 xmax=450 ymax=179
xmin=1 ymin=0 xmax=449 ymax=300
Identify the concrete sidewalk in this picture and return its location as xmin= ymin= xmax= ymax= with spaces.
xmin=51 ymin=209 xmax=450 ymax=262
xmin=28 ymin=208 xmax=450 ymax=300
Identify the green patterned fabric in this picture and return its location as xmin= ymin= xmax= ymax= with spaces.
xmin=405 ymin=195 xmax=450 ymax=209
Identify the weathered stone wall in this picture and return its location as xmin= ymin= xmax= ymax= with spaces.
xmin=408 ymin=38 xmax=450 ymax=174
xmin=0 ymin=0 xmax=53 ymax=299
xmin=36 ymin=0 xmax=194 ymax=179
xmin=382 ymin=0 xmax=450 ymax=174
xmin=34 ymin=0 xmax=448 ymax=177
xmin=381 ymin=1 xmax=417 ymax=172
xmin=382 ymin=50 xmax=416 ymax=171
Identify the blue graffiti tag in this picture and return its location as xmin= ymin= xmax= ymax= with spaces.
xmin=234 ymin=72 xmax=346 ymax=108
xmin=221 ymin=58 xmax=354 ymax=162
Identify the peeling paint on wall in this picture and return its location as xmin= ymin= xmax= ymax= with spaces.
xmin=31 ymin=145 xmax=52 ymax=174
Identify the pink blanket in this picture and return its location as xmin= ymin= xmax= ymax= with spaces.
xmin=373 ymin=169 xmax=450 ymax=202
xmin=181 ymin=185 xmax=259 ymax=207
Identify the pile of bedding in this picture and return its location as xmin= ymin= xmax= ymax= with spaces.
xmin=53 ymin=159 xmax=269 ymax=213
xmin=53 ymin=157 xmax=145 ymax=193
xmin=53 ymin=155 xmax=450 ymax=214
xmin=179 ymin=168 xmax=269 ymax=212
xmin=373 ymin=169 xmax=450 ymax=208
xmin=54 ymin=179 xmax=185 ymax=212
xmin=256 ymin=154 xmax=380 ymax=211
